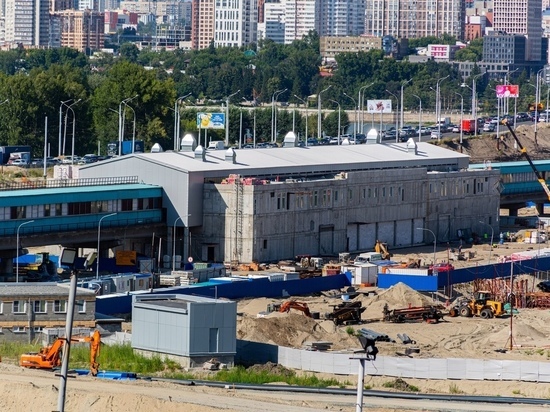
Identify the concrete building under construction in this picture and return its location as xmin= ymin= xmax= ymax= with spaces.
xmin=79 ymin=138 xmax=500 ymax=264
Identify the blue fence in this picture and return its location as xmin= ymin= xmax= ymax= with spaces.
xmin=378 ymin=274 xmax=438 ymax=291
xmin=96 ymin=273 xmax=352 ymax=315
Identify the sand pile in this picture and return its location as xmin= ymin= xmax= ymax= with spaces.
xmin=358 ymin=282 xmax=438 ymax=321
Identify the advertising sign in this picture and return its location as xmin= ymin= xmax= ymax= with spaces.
xmin=196 ymin=112 xmax=226 ymax=129
xmin=367 ymin=99 xmax=392 ymax=114
xmin=496 ymin=85 xmax=519 ymax=98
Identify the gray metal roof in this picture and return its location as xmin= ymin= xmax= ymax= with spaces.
xmin=82 ymin=142 xmax=469 ymax=178
xmin=0 ymin=282 xmax=96 ymax=297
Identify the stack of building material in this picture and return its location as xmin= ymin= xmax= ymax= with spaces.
xmin=159 ymin=275 xmax=181 ymax=287
xmin=302 ymin=341 xmax=333 ymax=351
xmin=358 ymin=328 xmax=393 ymax=342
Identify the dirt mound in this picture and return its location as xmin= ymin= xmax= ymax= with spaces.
xmin=246 ymin=362 xmax=294 ymax=378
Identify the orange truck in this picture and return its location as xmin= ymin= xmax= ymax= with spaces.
xmin=461 ymin=119 xmax=477 ymax=135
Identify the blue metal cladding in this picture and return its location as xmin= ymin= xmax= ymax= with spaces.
xmin=439 ymin=256 xmax=550 ymax=288
xmin=378 ymin=274 xmax=438 ymax=291
xmin=96 ymin=274 xmax=352 ymax=315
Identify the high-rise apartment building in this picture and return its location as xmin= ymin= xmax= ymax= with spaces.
xmin=214 ymin=0 xmax=257 ymax=47
xmin=192 ymin=0 xmax=214 ymax=49
xmin=258 ymin=0 xmax=285 ymax=43
xmin=4 ymin=0 xmax=50 ymax=47
xmin=57 ymin=9 xmax=105 ymax=52
xmin=493 ymin=0 xmax=542 ymax=61
xmin=284 ymin=0 xmax=320 ymax=44
xmin=319 ymin=0 xmax=365 ymax=37
xmin=365 ymin=0 xmax=463 ymax=40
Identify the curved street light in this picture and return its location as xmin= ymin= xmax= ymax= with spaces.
xmin=416 ymin=227 xmax=437 ymax=266
xmin=329 ymin=99 xmax=341 ymax=144
xmin=386 ymin=90 xmax=399 ymax=143
xmin=294 ymin=94 xmax=309 ymax=145
xmin=400 ymin=79 xmax=412 ymax=130
xmin=59 ymin=99 xmax=72 ymax=157
xmin=174 ymin=93 xmax=192 ymax=150
xmin=273 ymin=88 xmax=287 ymax=144
xmin=343 ymin=92 xmax=357 ymax=142
xmin=358 ymin=82 xmax=374 ymax=134
xmin=119 ymin=95 xmax=138 ymax=156
xmin=16 ymin=220 xmax=35 ymax=283
xmin=224 ymin=90 xmax=240 ymax=146
xmin=317 ymin=85 xmax=332 ymax=141
xmin=435 ymin=75 xmax=450 ymax=141
xmin=479 ymin=220 xmax=494 ymax=264
xmin=63 ymin=99 xmax=81 ymax=160
xmin=122 ymin=101 xmax=137 ymax=154
xmin=96 ymin=213 xmax=117 ymax=280
xmin=454 ymin=91 xmax=464 ymax=147
xmin=412 ymin=94 xmax=422 ymax=142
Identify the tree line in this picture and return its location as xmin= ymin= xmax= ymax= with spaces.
xmin=0 ymin=35 xmax=540 ymax=156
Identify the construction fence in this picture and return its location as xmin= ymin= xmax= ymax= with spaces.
xmin=236 ymin=339 xmax=550 ymax=382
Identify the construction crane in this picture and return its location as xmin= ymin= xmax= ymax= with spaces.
xmin=20 ymin=330 xmax=101 ymax=376
xmin=502 ymin=119 xmax=550 ymax=201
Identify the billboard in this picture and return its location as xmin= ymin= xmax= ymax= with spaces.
xmin=367 ymin=99 xmax=392 ymax=114
xmin=196 ymin=112 xmax=225 ymax=129
xmin=496 ymin=85 xmax=519 ymax=98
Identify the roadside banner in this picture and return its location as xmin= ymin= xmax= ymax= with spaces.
xmin=367 ymin=99 xmax=392 ymax=113
xmin=197 ymin=112 xmax=225 ymax=129
xmin=496 ymin=85 xmax=519 ymax=98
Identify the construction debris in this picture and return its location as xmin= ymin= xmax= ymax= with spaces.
xmin=302 ymin=341 xmax=333 ymax=351
xmin=357 ymin=328 xmax=393 ymax=343
xmin=383 ymin=303 xmax=444 ymax=323
xmin=324 ymin=301 xmax=365 ymax=325
xmin=397 ymin=333 xmax=416 ymax=345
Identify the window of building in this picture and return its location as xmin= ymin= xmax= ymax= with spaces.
xmin=11 ymin=206 xmax=26 ymax=219
xmin=13 ymin=300 xmax=25 ymax=314
xmin=313 ymin=191 xmax=318 ymax=206
xmin=76 ymin=300 xmax=86 ymax=314
xmin=33 ymin=300 xmax=46 ymax=313
xmin=13 ymin=326 xmax=26 ymax=333
xmin=121 ymin=199 xmax=133 ymax=211
xmin=44 ymin=204 xmax=51 ymax=217
xmin=54 ymin=300 xmax=67 ymax=313
xmin=334 ymin=190 xmax=339 ymax=202
xmin=263 ymin=239 xmax=267 ymax=249
xmin=34 ymin=327 xmax=43 ymax=333
xmin=55 ymin=203 xmax=62 ymax=216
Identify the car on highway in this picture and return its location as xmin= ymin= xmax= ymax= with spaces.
xmin=483 ymin=123 xmax=496 ymax=132
xmin=451 ymin=125 xmax=460 ymax=133
xmin=9 ymin=158 xmax=29 ymax=167
xmin=430 ymin=131 xmax=442 ymax=140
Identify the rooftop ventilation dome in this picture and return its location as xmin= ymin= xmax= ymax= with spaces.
xmin=180 ymin=134 xmax=197 ymax=152
xmin=194 ymin=145 xmax=206 ymax=161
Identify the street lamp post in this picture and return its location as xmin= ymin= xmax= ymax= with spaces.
xmin=174 ymin=93 xmax=192 ymax=150
xmin=96 ymin=213 xmax=117 ymax=280
xmin=412 ymin=94 xmax=422 ymax=142
xmin=122 ymin=101 xmax=136 ymax=154
xmin=329 ymin=100 xmax=341 ymax=144
xmin=358 ymin=82 xmax=374 ymax=134
xmin=454 ymin=91 xmax=464 ymax=149
xmin=16 ymin=220 xmax=35 ymax=283
xmin=416 ymin=227 xmax=437 ymax=266
xmin=386 ymin=90 xmax=399 ymax=143
xmin=224 ymin=90 xmax=240 ymax=147
xmin=63 ymin=99 xmax=81 ymax=160
xmin=479 ymin=220 xmax=494 ymax=264
xmin=318 ymin=85 xmax=332 ymax=141
xmin=435 ymin=75 xmax=449 ymax=141
xmin=273 ymin=88 xmax=287 ymax=144
xmin=343 ymin=92 xmax=357 ymax=142
xmin=294 ymin=95 xmax=309 ymax=145
xmin=119 ymin=95 xmax=138 ymax=156
xmin=470 ymin=72 xmax=485 ymax=138
xmin=58 ymin=99 xmax=72 ymax=157
xmin=400 ymin=79 xmax=412 ymax=131
xmin=271 ymin=88 xmax=286 ymax=143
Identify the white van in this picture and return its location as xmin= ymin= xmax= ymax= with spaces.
xmin=208 ymin=141 xmax=225 ymax=150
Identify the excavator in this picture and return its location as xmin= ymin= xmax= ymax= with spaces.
xmin=374 ymin=240 xmax=391 ymax=260
xmin=279 ymin=300 xmax=312 ymax=317
xmin=20 ymin=330 xmax=101 ymax=376
xmin=502 ymin=119 xmax=550 ymax=202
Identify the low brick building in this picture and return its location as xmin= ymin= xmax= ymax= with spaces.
xmin=0 ymin=283 xmax=96 ymax=342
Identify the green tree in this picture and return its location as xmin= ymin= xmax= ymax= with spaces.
xmin=454 ymin=38 xmax=483 ymax=62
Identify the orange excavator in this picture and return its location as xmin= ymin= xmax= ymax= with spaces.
xmin=279 ymin=300 xmax=312 ymax=317
xmin=20 ymin=330 xmax=101 ymax=376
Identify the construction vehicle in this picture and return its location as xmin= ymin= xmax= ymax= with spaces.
xmin=325 ymin=301 xmax=365 ymax=325
xmin=20 ymin=330 xmax=101 ymax=376
xmin=374 ymin=240 xmax=391 ymax=259
xmin=279 ymin=300 xmax=312 ymax=317
xmin=457 ymin=291 xmax=504 ymax=319
xmin=502 ymin=119 xmax=550 ymax=201
xmin=383 ymin=303 xmax=444 ymax=323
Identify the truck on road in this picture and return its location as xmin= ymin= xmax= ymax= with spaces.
xmin=0 ymin=145 xmax=31 ymax=165
xmin=107 ymin=140 xmax=144 ymax=156
xmin=461 ymin=119 xmax=478 ymax=135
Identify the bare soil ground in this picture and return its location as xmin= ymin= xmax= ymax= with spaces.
xmin=438 ymin=122 xmax=550 ymax=164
